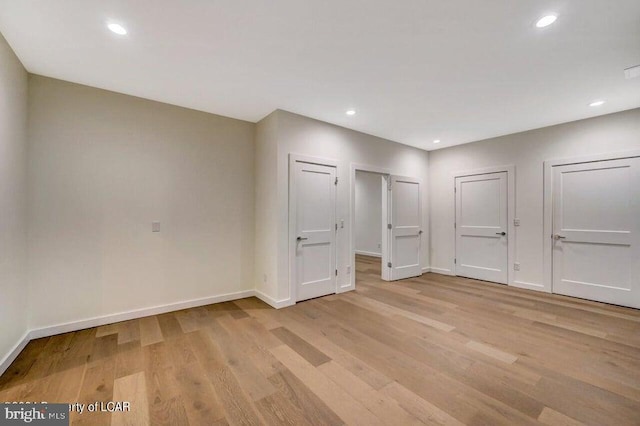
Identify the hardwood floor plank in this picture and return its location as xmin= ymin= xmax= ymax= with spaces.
xmin=111 ymin=371 xmax=149 ymax=426
xmin=2 ymin=254 xmax=639 ymax=425
xmin=269 ymin=344 xmax=383 ymax=426
xmin=271 ymin=327 xmax=331 ymax=367
xmin=267 ymin=369 xmax=343 ymax=425
xmin=138 ymin=316 xmax=164 ymax=347
xmin=538 ymin=407 xmax=584 ymax=426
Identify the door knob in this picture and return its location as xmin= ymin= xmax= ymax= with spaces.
xmin=553 ymin=234 xmax=566 ymax=240
xmin=418 ymin=230 xmax=423 ymax=235
xmin=297 ymin=236 xmax=308 ymax=241
xmin=496 ymin=232 xmax=506 ymax=236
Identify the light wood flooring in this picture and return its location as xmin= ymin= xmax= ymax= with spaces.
xmin=1 ymin=255 xmax=639 ymax=425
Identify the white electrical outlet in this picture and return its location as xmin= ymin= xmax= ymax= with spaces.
xmin=378 ymin=243 xmax=381 ymax=249
xmin=346 ymin=266 xmax=351 ymax=275
xmin=263 ymin=274 xmax=267 ymax=283
xmin=152 ymin=221 xmax=161 ymax=232
xmin=514 ymin=262 xmax=521 ymax=271
xmin=514 ymin=218 xmax=520 ymax=226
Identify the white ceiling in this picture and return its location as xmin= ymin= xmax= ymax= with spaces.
xmin=1 ymin=1 xmax=639 ymax=151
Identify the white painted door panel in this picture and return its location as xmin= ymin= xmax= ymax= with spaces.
xmin=552 ymin=158 xmax=640 ymax=309
xmin=295 ymin=162 xmax=337 ymax=302
xmin=455 ymin=172 xmax=508 ymax=284
xmin=384 ymin=175 xmax=422 ymax=281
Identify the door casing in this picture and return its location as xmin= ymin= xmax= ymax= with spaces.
xmin=543 ymin=150 xmax=640 ymax=294
xmin=289 ymin=154 xmax=338 ymax=304
xmin=451 ymin=165 xmax=515 ymax=287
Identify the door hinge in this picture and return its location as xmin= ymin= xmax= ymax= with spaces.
xmin=387 ymin=223 xmax=392 ymax=229
xmin=454 ymin=258 xmax=457 ymax=264
xmin=454 ymin=186 xmax=457 ymax=193
xmin=335 ymin=177 xmax=338 ymax=185
xmin=335 ymin=269 xmax=338 ymax=276
xmin=335 ymin=223 xmax=338 ymax=231
xmin=387 ymin=262 xmax=392 ymax=268
xmin=454 ymin=222 xmax=456 ymax=229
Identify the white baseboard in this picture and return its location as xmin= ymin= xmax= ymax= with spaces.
xmin=512 ymin=280 xmax=548 ymax=292
xmin=0 ymin=331 xmax=30 ymax=378
xmin=421 ymin=266 xmax=431 ymax=274
xmin=1 ymin=289 xmax=256 ymax=377
xmin=337 ymin=285 xmax=355 ymax=294
xmin=429 ymin=267 xmax=454 ymax=276
xmin=29 ymin=290 xmax=255 ymax=340
xmin=253 ymin=290 xmax=295 ymax=309
xmin=355 ymin=250 xmax=382 ymax=258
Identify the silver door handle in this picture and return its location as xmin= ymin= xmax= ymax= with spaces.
xmin=496 ymin=232 xmax=506 ymax=236
xmin=297 ymin=236 xmax=308 ymax=241
xmin=553 ymin=234 xmax=566 ymax=240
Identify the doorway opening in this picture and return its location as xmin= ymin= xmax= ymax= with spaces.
xmin=354 ymin=170 xmax=386 ymax=287
xmin=350 ymin=164 xmax=424 ymax=291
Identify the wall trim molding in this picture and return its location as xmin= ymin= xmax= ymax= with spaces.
xmin=429 ymin=267 xmax=454 ymax=276
xmin=355 ymin=250 xmax=382 ymax=258
xmin=422 ymin=266 xmax=431 ymax=274
xmin=29 ymin=290 xmax=255 ymax=340
xmin=512 ymin=280 xmax=548 ymax=292
xmin=1 ymin=289 xmax=255 ymax=377
xmin=0 ymin=331 xmax=30 ymax=378
xmin=253 ymin=290 xmax=295 ymax=309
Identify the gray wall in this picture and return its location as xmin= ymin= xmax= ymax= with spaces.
xmin=355 ymin=171 xmax=383 ymax=256
xmin=27 ymin=76 xmax=256 ymax=329
xmin=429 ymin=108 xmax=640 ymax=287
xmin=0 ymin=32 xmax=28 ymax=368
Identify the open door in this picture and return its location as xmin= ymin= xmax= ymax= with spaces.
xmin=382 ymin=175 xmax=422 ymax=281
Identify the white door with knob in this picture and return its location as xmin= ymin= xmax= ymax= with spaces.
xmin=293 ymin=160 xmax=337 ymax=302
xmin=552 ymin=157 xmax=640 ymax=309
xmin=455 ymin=172 xmax=508 ymax=284
xmin=382 ymin=175 xmax=422 ymax=281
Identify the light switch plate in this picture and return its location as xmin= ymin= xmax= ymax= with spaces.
xmin=514 ymin=218 xmax=520 ymax=226
xmin=152 ymin=221 xmax=161 ymax=232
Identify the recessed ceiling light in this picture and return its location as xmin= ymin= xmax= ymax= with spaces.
xmin=346 ymin=109 xmax=356 ymax=116
xmin=433 ymin=140 xmax=441 ymax=144
xmin=107 ymin=23 xmax=127 ymax=35
xmin=589 ymin=100 xmax=605 ymax=107
xmin=536 ymin=15 xmax=557 ymax=28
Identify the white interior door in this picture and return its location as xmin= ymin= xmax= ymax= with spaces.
xmin=294 ymin=161 xmax=337 ymax=302
xmin=455 ymin=172 xmax=508 ymax=284
xmin=552 ymin=158 xmax=640 ymax=309
xmin=382 ymin=175 xmax=422 ymax=281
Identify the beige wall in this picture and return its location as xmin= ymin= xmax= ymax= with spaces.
xmin=27 ymin=76 xmax=255 ymax=329
xmin=254 ymin=111 xmax=279 ymax=299
xmin=429 ymin=108 xmax=640 ymax=288
xmin=257 ymin=110 xmax=430 ymax=305
xmin=0 ymin=33 xmax=28 ymax=368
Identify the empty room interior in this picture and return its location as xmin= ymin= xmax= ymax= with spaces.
xmin=1 ymin=1 xmax=640 ymax=425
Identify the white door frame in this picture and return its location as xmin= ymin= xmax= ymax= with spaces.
xmin=451 ymin=165 xmax=516 ymax=286
xmin=543 ymin=150 xmax=640 ymax=294
xmin=349 ymin=163 xmax=391 ymax=291
xmin=289 ymin=153 xmax=339 ymax=303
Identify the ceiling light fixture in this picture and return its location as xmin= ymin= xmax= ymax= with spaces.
xmin=589 ymin=100 xmax=605 ymax=107
xmin=107 ymin=23 xmax=127 ymax=35
xmin=433 ymin=139 xmax=441 ymax=144
xmin=346 ymin=109 xmax=356 ymax=116
xmin=536 ymin=15 xmax=557 ymax=28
